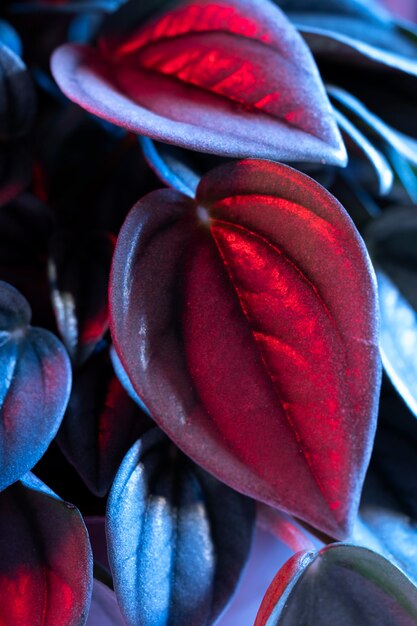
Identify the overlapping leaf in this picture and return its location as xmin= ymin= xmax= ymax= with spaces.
xmin=365 ymin=208 xmax=417 ymax=416
xmin=48 ymin=229 xmax=114 ymax=366
xmin=51 ymin=0 xmax=346 ymax=165
xmin=110 ymin=159 xmax=380 ymax=538
xmin=254 ymin=543 xmax=417 ymax=625
xmin=57 ymin=345 xmax=153 ymax=496
xmin=106 ymin=428 xmax=255 ymax=626
xmin=0 ymin=472 xmax=93 ymax=626
xmin=0 ymin=281 xmax=72 ymax=492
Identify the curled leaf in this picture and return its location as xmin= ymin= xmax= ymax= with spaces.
xmin=51 ymin=0 xmax=346 ymax=165
xmin=0 ymin=281 xmax=72 ymax=491
xmin=107 ymin=428 xmax=255 ymax=626
xmin=255 ymin=543 xmax=417 ymax=625
xmin=110 ymin=159 xmax=380 ymax=538
xmin=0 ymin=472 xmax=93 ymax=626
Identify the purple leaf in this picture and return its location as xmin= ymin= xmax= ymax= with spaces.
xmin=109 ymin=159 xmax=381 ymax=538
xmin=0 ymin=281 xmax=72 ymax=491
xmin=106 ymin=428 xmax=255 ymax=626
xmin=0 ymin=472 xmax=93 ymax=625
xmin=51 ymin=0 xmax=346 ymax=166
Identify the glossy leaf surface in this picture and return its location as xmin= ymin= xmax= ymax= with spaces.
xmin=106 ymin=428 xmax=255 ymax=626
xmin=48 ymin=230 xmax=114 ymax=366
xmin=254 ymin=543 xmax=417 ymax=626
xmin=51 ymin=0 xmax=346 ymax=165
xmin=0 ymin=472 xmax=93 ymax=626
xmin=0 ymin=44 xmax=35 ymax=139
xmin=0 ymin=281 xmax=72 ymax=492
xmin=110 ymin=159 xmax=381 ymax=538
xmin=58 ymin=346 xmax=152 ymax=496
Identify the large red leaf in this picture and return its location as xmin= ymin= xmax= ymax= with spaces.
xmin=110 ymin=159 xmax=380 ymax=539
xmin=51 ymin=0 xmax=346 ymax=166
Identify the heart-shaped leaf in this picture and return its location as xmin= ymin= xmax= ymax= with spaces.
xmin=110 ymin=159 xmax=381 ymax=538
xmin=51 ymin=0 xmax=346 ymax=165
xmin=57 ymin=345 xmax=153 ymax=496
xmin=0 ymin=43 xmax=36 ymax=139
xmin=0 ymin=280 xmax=72 ymax=491
xmin=0 ymin=472 xmax=93 ymax=626
xmin=48 ymin=229 xmax=114 ymax=366
xmin=255 ymin=543 xmax=417 ymax=625
xmin=106 ymin=428 xmax=255 ymax=626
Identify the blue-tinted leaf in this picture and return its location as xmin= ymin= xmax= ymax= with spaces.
xmin=106 ymin=429 xmax=255 ymax=626
xmin=10 ymin=0 xmax=127 ymax=13
xmin=333 ymin=107 xmax=393 ymax=195
xmin=354 ymin=471 xmax=417 ymax=587
xmin=48 ymin=229 xmax=114 ymax=367
xmin=0 ymin=472 xmax=93 ymax=625
xmin=328 ymin=86 xmax=417 ymax=167
xmin=365 ymin=208 xmax=417 ymax=416
xmin=58 ymin=345 xmax=152 ymax=496
xmin=109 ymin=345 xmax=151 ymax=416
xmin=0 ymin=20 xmax=22 ymax=56
xmin=0 ymin=44 xmax=35 ymax=139
xmin=0 ymin=281 xmax=72 ymax=492
xmin=255 ymin=543 xmax=417 ymax=625
xmin=376 ymin=271 xmax=417 ymax=416
xmin=140 ymin=138 xmax=230 ymax=198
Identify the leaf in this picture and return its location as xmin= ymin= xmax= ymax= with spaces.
xmin=0 ymin=20 xmax=22 ymax=56
xmin=327 ymin=86 xmax=417 ymax=167
xmin=0 ymin=472 xmax=93 ymax=626
xmin=254 ymin=543 xmax=417 ymax=625
xmin=48 ymin=229 xmax=115 ymax=366
xmin=0 ymin=43 xmax=36 ymax=139
xmin=109 ymin=344 xmax=152 ymax=416
xmin=109 ymin=159 xmax=381 ymax=539
xmin=279 ymin=0 xmax=417 ymax=60
xmin=57 ymin=345 xmax=153 ymax=496
xmin=9 ymin=0 xmax=125 ymax=12
xmin=0 ymin=281 xmax=72 ymax=492
xmin=140 ymin=137 xmax=222 ymax=198
xmin=365 ymin=208 xmax=417 ymax=416
xmin=353 ymin=470 xmax=417 ymax=587
xmin=332 ymin=106 xmax=393 ymax=196
xmin=51 ymin=0 xmax=346 ymax=166
xmin=106 ymin=428 xmax=255 ymax=626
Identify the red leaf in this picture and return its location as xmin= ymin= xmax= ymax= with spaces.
xmin=109 ymin=159 xmax=380 ymax=539
xmin=0 ymin=473 xmax=92 ymax=626
xmin=51 ymin=0 xmax=346 ymax=166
